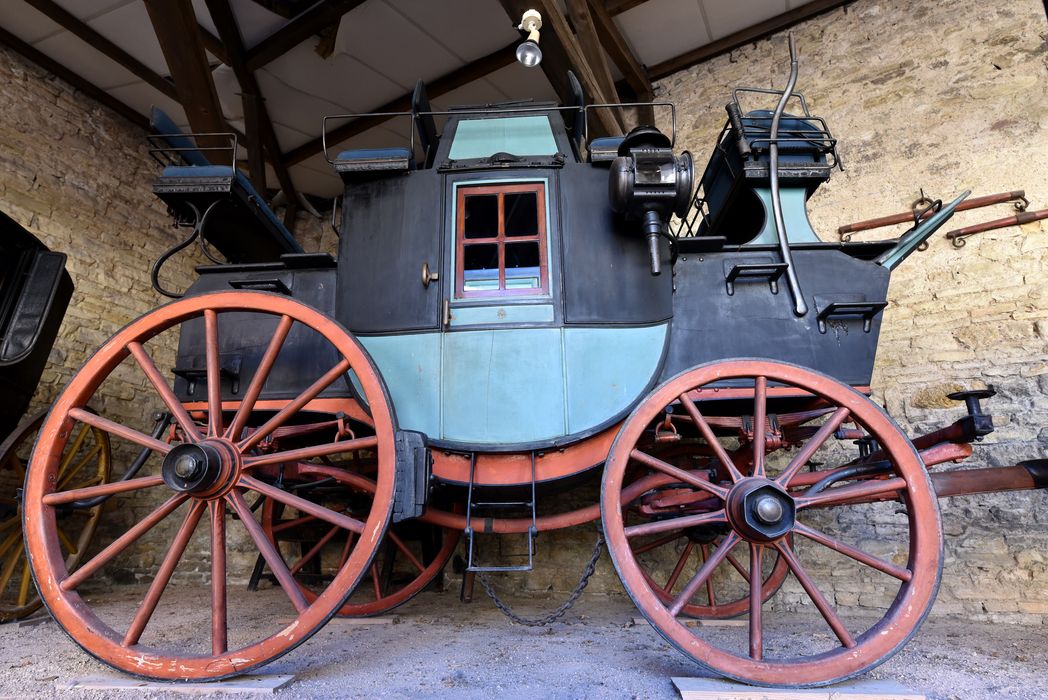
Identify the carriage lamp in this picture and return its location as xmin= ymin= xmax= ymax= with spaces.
xmin=609 ymin=126 xmax=694 ymax=276
xmin=515 ymin=9 xmax=543 ymax=68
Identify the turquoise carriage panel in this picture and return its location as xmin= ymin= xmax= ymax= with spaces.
xmin=440 ymin=328 xmax=566 ymax=444
xmin=357 ymin=322 xmax=669 ymax=447
xmin=563 ymin=323 xmax=669 ymax=434
xmin=357 ymin=333 xmax=442 ymax=438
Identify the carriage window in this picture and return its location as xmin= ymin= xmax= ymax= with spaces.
xmin=456 ymin=183 xmax=547 ymax=298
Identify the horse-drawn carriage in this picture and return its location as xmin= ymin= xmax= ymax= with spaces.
xmin=20 ymin=41 xmax=1046 ymax=688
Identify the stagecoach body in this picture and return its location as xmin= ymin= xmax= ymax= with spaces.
xmin=174 ymin=96 xmax=893 ymax=486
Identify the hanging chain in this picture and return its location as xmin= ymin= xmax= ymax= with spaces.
xmin=477 ymin=533 xmax=604 ymax=627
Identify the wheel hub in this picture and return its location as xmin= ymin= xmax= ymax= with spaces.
xmin=161 ymin=440 xmax=238 ymax=497
xmin=726 ymin=478 xmax=795 ymax=542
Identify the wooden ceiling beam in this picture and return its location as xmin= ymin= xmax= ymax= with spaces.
xmin=0 ymin=26 xmax=148 ymax=130
xmin=22 ymin=0 xmax=178 ymax=101
xmin=498 ymin=0 xmax=619 ymax=136
xmin=535 ymin=0 xmax=621 ymax=134
xmin=565 ymin=0 xmax=620 ymax=111
xmin=205 ymin=0 xmax=299 ymax=220
xmin=283 ymin=43 xmax=518 ymax=167
xmin=144 ymin=0 xmax=230 ymax=164
xmin=648 ymin=0 xmax=854 ymax=80
xmin=587 ymin=0 xmax=653 ymax=124
xmin=244 ymin=0 xmax=366 ymax=71
xmin=605 ymin=0 xmax=650 ymax=13
xmin=198 ymin=26 xmax=230 ymax=65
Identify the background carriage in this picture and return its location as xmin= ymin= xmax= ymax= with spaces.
xmin=18 ymin=43 xmax=1048 ymax=689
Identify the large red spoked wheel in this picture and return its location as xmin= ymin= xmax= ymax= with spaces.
xmin=23 ymin=291 xmax=397 ymax=681
xmin=602 ymin=359 xmax=943 ymax=687
xmin=260 ymin=464 xmax=458 ymax=616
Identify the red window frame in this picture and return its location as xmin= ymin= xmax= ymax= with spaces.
xmin=455 ymin=182 xmax=548 ymax=299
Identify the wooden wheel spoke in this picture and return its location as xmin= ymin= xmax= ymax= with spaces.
xmin=227 ymin=490 xmax=308 ymax=613
xmin=725 ymin=550 xmax=750 ymax=583
xmin=210 ymin=501 xmax=227 ymax=656
xmin=17 ymin=559 xmax=32 ymax=606
xmin=55 ymin=446 xmax=103 ymax=491
xmin=57 ymin=527 xmax=78 ymax=555
xmin=625 ymin=509 xmax=726 ymax=539
xmin=777 ymin=407 xmax=851 ymax=487
xmin=669 ymin=532 xmax=740 ymax=616
xmin=387 ymin=531 xmax=425 ymax=574
xmin=795 ymin=477 xmax=907 ymax=510
xmin=128 ymin=341 xmax=203 ymax=442
xmin=123 ymin=501 xmax=207 ymax=647
xmin=56 ymin=424 xmax=92 ymax=476
xmin=775 ymin=541 xmax=855 ymax=648
xmin=370 ymin=562 xmax=382 ymax=600
xmin=338 ymin=533 xmax=355 ymax=569
xmin=794 ymin=522 xmax=911 ymax=581
xmin=226 ymin=315 xmax=293 ymax=440
xmin=631 ymin=532 xmax=681 ymax=555
xmin=678 ymin=394 xmax=744 ymax=483
xmin=752 ymin=377 xmax=767 ymax=478
xmin=61 ymin=493 xmax=190 ymax=591
xmin=0 ymin=530 xmax=23 ymax=562
xmin=701 ymin=544 xmax=715 ymax=607
xmin=0 ymin=545 xmax=21 ymax=593
xmin=237 ymin=358 xmax=352 ymax=452
xmin=290 ymin=526 xmax=340 ymax=576
xmin=238 ymin=475 xmax=364 ymax=534
xmin=67 ymin=408 xmax=171 ymax=456
xmin=629 ymin=449 xmax=728 ymax=500
xmin=43 ymin=475 xmax=164 ymax=507
xmin=663 ymin=541 xmax=694 ymax=593
xmin=749 ymin=543 xmax=763 ymax=660
xmin=244 ymin=435 xmax=379 ymax=471
xmin=204 ymin=309 xmax=223 ymax=437
xmin=272 ymin=514 xmax=318 ymax=534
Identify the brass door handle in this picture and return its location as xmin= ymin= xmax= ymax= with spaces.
xmin=442 ymin=299 xmax=451 ymax=328
xmin=422 ymin=262 xmax=439 ymax=287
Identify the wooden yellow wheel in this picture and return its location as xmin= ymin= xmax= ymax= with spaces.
xmin=0 ymin=410 xmax=111 ymax=621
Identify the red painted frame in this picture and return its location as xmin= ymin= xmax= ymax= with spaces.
xmin=455 ymin=182 xmax=548 ymax=299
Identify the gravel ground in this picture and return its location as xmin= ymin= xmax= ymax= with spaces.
xmin=0 ymin=585 xmax=1045 ymax=699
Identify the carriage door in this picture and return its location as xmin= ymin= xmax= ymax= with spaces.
xmin=439 ymin=178 xmax=566 ymax=444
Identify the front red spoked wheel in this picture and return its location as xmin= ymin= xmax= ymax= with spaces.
xmin=602 ymin=359 xmax=943 ymax=687
xmin=23 ymin=291 xmax=397 ymax=681
xmin=260 ymin=463 xmax=458 ymax=617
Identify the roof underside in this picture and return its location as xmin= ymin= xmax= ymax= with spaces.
xmin=0 ymin=0 xmax=836 ymax=199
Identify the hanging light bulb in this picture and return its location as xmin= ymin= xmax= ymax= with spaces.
xmin=516 ymin=9 xmax=543 ymax=68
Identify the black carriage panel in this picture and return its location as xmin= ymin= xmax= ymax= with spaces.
xmin=176 ymin=255 xmax=352 ymax=403
xmin=337 ymin=170 xmax=442 ymax=333
xmin=664 ymin=245 xmax=890 ymax=387
xmin=559 ymin=162 xmax=673 ymax=325
xmin=0 ymin=211 xmax=73 ymax=438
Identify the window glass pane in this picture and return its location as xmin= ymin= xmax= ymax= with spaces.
xmin=505 ymin=242 xmax=541 ymax=289
xmin=505 ymin=192 xmax=538 ymax=237
xmin=449 ymin=116 xmax=558 ymax=160
xmin=463 ymin=244 xmax=500 ymax=291
xmin=464 ymin=194 xmax=498 ymax=239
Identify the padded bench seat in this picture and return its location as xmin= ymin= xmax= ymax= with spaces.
xmin=333 ymin=147 xmax=414 ymax=180
xmin=154 ymin=165 xmax=303 ymax=263
xmin=587 ymin=136 xmax=625 ymax=163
